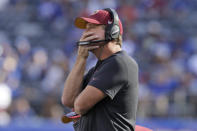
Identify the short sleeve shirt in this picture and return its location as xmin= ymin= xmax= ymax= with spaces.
xmin=73 ymin=51 xmax=139 ymax=131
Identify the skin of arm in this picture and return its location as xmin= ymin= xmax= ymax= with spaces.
xmin=74 ymin=85 xmax=106 ymax=115
xmin=61 ymin=30 xmax=100 ymax=108
xmin=61 ymin=56 xmax=87 ymax=108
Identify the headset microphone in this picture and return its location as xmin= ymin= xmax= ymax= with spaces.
xmin=76 ymin=40 xmax=108 ymax=46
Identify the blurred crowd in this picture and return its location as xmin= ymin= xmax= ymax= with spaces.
xmin=0 ymin=0 xmax=197 ymax=126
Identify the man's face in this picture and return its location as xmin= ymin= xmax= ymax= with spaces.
xmin=85 ymin=23 xmax=105 ymax=41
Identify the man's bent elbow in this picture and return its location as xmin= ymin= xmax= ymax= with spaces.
xmin=61 ymin=96 xmax=73 ymax=108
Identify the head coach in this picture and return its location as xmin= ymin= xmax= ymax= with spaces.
xmin=61 ymin=8 xmax=139 ymax=131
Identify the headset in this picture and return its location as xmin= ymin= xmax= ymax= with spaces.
xmin=77 ymin=8 xmax=120 ymax=46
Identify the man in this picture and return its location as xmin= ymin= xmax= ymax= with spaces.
xmin=61 ymin=8 xmax=139 ymax=131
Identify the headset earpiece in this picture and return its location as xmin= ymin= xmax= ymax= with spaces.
xmin=103 ymin=8 xmax=120 ymax=41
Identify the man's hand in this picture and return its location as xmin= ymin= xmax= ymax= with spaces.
xmin=77 ymin=32 xmax=100 ymax=59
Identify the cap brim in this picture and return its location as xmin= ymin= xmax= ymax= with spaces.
xmin=74 ymin=17 xmax=101 ymax=29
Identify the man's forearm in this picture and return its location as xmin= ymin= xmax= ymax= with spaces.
xmin=61 ymin=57 xmax=86 ymax=108
xmin=62 ymin=30 xmax=100 ymax=108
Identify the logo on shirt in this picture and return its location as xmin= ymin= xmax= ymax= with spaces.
xmin=92 ymin=77 xmax=97 ymax=81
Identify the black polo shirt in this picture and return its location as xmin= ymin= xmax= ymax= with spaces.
xmin=73 ymin=50 xmax=139 ymax=131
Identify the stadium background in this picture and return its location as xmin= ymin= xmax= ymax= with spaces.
xmin=0 ymin=0 xmax=197 ymax=130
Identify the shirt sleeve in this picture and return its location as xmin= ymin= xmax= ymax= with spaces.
xmin=88 ymin=59 xmax=127 ymax=99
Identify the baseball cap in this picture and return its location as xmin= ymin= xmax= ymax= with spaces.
xmin=74 ymin=9 xmax=123 ymax=35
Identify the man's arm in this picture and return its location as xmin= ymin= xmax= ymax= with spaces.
xmin=61 ymin=56 xmax=87 ymax=108
xmin=74 ymin=85 xmax=106 ymax=115
xmin=61 ymin=31 xmax=99 ymax=108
